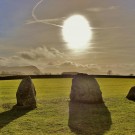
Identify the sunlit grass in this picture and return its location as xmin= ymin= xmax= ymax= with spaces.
xmin=0 ymin=78 xmax=135 ymax=134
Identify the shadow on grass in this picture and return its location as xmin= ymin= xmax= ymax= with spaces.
xmin=0 ymin=107 xmax=30 ymax=129
xmin=68 ymin=102 xmax=112 ymax=135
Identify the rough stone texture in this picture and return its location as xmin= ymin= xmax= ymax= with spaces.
xmin=15 ymin=76 xmax=36 ymax=109
xmin=126 ymin=86 xmax=135 ymax=101
xmin=70 ymin=73 xmax=103 ymax=103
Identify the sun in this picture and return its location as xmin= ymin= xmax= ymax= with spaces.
xmin=62 ymin=15 xmax=92 ymax=50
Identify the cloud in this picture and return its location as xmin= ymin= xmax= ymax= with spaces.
xmin=0 ymin=46 xmax=135 ymax=75
xmin=43 ymin=61 xmax=100 ymax=74
xmin=0 ymin=54 xmax=135 ymax=75
xmin=28 ymin=0 xmax=62 ymax=27
xmin=0 ymin=46 xmax=69 ymax=69
xmin=86 ymin=6 xmax=119 ymax=12
xmin=19 ymin=46 xmax=67 ymax=61
xmin=0 ymin=56 xmax=29 ymax=67
xmin=26 ymin=17 xmax=65 ymax=25
xmin=0 ymin=48 xmax=84 ymax=73
xmin=0 ymin=57 xmax=9 ymax=66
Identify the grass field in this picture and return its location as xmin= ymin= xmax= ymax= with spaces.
xmin=0 ymin=78 xmax=135 ymax=135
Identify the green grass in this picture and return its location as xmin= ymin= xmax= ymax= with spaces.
xmin=0 ymin=78 xmax=135 ymax=135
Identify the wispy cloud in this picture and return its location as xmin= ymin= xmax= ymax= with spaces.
xmin=19 ymin=46 xmax=68 ymax=61
xmin=0 ymin=50 xmax=135 ymax=75
xmin=86 ymin=6 xmax=119 ymax=12
xmin=0 ymin=46 xmax=69 ymax=68
xmin=0 ymin=57 xmax=9 ymax=66
xmin=0 ymin=46 xmax=100 ymax=74
xmin=44 ymin=61 xmax=101 ymax=74
xmin=27 ymin=0 xmax=62 ymax=27
xmin=26 ymin=17 xmax=65 ymax=25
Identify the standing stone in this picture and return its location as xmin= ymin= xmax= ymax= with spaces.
xmin=126 ymin=86 xmax=135 ymax=101
xmin=70 ymin=73 xmax=103 ymax=103
xmin=15 ymin=76 xmax=36 ymax=109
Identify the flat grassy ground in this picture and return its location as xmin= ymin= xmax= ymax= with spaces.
xmin=0 ymin=78 xmax=135 ymax=135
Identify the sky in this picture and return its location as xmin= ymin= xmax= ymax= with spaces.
xmin=0 ymin=0 xmax=135 ymax=75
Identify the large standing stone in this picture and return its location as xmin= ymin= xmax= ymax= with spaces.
xmin=15 ymin=76 xmax=37 ymax=109
xmin=70 ymin=73 xmax=103 ymax=103
xmin=126 ymin=86 xmax=135 ymax=101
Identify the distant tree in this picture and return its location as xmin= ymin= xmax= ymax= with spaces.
xmin=129 ymin=73 xmax=134 ymax=76
xmin=107 ymin=70 xmax=112 ymax=75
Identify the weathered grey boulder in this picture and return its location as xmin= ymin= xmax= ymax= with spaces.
xmin=126 ymin=86 xmax=135 ymax=101
xmin=15 ymin=76 xmax=36 ymax=109
xmin=70 ymin=73 xmax=103 ymax=103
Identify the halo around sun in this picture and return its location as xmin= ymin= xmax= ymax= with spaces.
xmin=62 ymin=15 xmax=93 ymax=50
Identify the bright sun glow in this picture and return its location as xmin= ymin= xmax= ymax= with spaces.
xmin=62 ymin=15 xmax=92 ymax=50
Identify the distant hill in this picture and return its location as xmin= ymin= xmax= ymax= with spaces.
xmin=0 ymin=66 xmax=41 ymax=75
